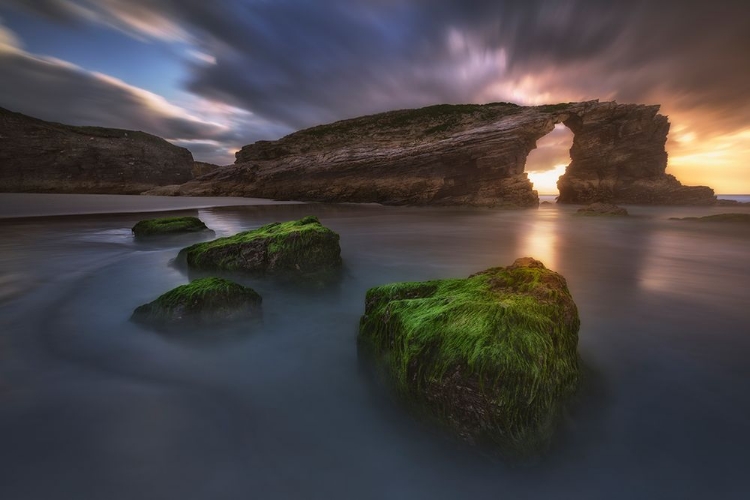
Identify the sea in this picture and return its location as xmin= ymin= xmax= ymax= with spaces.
xmin=0 ymin=193 xmax=749 ymax=500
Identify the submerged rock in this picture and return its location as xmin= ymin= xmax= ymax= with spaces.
xmin=670 ymin=213 xmax=750 ymax=223
xmin=358 ymin=257 xmax=580 ymax=456
xmin=132 ymin=216 xmax=208 ymax=237
xmin=179 ymin=216 xmax=342 ymax=278
xmin=576 ymin=202 xmax=628 ymax=216
xmin=131 ymin=277 xmax=261 ymax=327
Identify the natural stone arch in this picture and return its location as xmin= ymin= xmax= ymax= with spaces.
xmin=164 ymin=100 xmax=716 ymax=206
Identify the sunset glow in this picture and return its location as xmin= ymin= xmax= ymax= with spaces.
xmin=0 ymin=1 xmax=747 ymax=191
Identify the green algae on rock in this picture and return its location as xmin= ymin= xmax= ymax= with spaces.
xmin=669 ymin=213 xmax=750 ymax=223
xmin=131 ymin=277 xmax=261 ymax=327
xmin=576 ymin=202 xmax=628 ymax=216
xmin=132 ymin=216 xmax=208 ymax=237
xmin=358 ymin=257 xmax=580 ymax=456
xmin=179 ymin=216 xmax=342 ymax=278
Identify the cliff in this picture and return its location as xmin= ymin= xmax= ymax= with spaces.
xmin=0 ymin=107 xmax=195 ymax=194
xmin=157 ymin=100 xmax=715 ymax=206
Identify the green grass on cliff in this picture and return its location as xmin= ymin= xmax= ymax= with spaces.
xmin=359 ymin=259 xmax=580 ymax=452
xmin=132 ymin=216 xmax=208 ymax=237
xmin=295 ymin=102 xmax=522 ymax=139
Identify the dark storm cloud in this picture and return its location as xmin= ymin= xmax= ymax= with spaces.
xmin=3 ymin=0 xmax=749 ymax=157
xmin=0 ymin=36 xmax=230 ymax=143
xmin=57 ymin=0 xmax=745 ymax=133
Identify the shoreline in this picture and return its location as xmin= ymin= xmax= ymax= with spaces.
xmin=1 ymin=192 xmax=748 ymax=221
xmin=0 ymin=193 xmax=303 ymax=220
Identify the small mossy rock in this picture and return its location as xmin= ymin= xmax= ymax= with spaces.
xmin=132 ymin=216 xmax=208 ymax=237
xmin=576 ymin=202 xmax=628 ymax=216
xmin=358 ymin=257 xmax=580 ymax=456
xmin=179 ymin=216 xmax=342 ymax=278
xmin=669 ymin=213 xmax=750 ymax=223
xmin=131 ymin=277 xmax=262 ymax=327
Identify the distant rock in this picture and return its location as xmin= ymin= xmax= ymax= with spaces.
xmin=192 ymin=161 xmax=222 ymax=177
xmin=358 ymin=257 xmax=581 ymax=456
xmin=716 ymin=199 xmax=750 ymax=207
xmin=131 ymin=277 xmax=262 ymax=328
xmin=132 ymin=216 xmax=209 ymax=238
xmin=179 ymin=216 xmax=342 ymax=279
xmin=157 ymin=100 xmax=715 ymax=207
xmin=670 ymin=213 xmax=750 ymax=223
xmin=576 ymin=202 xmax=629 ymax=216
xmin=0 ymin=107 xmax=195 ymax=194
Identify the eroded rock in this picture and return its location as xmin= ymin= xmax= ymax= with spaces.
xmin=162 ymin=101 xmax=715 ymax=207
xmin=131 ymin=277 xmax=262 ymax=328
xmin=132 ymin=216 xmax=209 ymax=237
xmin=576 ymin=202 xmax=629 ymax=216
xmin=0 ymin=107 xmax=196 ymax=194
xmin=358 ymin=257 xmax=580 ymax=456
xmin=179 ymin=216 xmax=342 ymax=278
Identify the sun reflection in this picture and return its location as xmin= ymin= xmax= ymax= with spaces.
xmin=516 ymin=214 xmax=559 ymax=271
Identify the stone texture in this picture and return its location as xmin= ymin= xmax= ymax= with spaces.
xmin=0 ymin=107 xmax=195 ymax=194
xmin=557 ymin=103 xmax=716 ymax=205
xmin=576 ymin=202 xmax=629 ymax=216
xmin=161 ymin=100 xmax=715 ymax=207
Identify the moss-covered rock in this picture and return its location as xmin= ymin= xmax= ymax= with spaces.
xmin=131 ymin=277 xmax=261 ymax=327
xmin=179 ymin=216 xmax=342 ymax=278
xmin=670 ymin=213 xmax=750 ymax=223
xmin=132 ymin=216 xmax=208 ymax=237
xmin=576 ymin=202 xmax=628 ymax=216
xmin=358 ymin=257 xmax=580 ymax=456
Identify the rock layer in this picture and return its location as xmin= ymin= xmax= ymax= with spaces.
xmin=0 ymin=107 xmax=196 ymax=194
xmin=162 ymin=101 xmax=715 ymax=206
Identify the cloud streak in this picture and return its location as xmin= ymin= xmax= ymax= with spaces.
xmin=1 ymin=0 xmax=749 ymax=185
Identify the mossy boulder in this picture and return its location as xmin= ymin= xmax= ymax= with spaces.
xmin=576 ymin=202 xmax=628 ymax=216
xmin=670 ymin=213 xmax=750 ymax=223
xmin=132 ymin=216 xmax=208 ymax=237
xmin=358 ymin=257 xmax=580 ymax=456
xmin=131 ymin=277 xmax=262 ymax=327
xmin=179 ymin=216 xmax=342 ymax=278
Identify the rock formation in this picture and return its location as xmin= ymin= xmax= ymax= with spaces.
xmin=161 ymin=100 xmax=715 ymax=206
xmin=0 ymin=107 xmax=196 ymax=194
xmin=131 ymin=277 xmax=262 ymax=328
xmin=132 ymin=216 xmax=209 ymax=238
xmin=358 ymin=257 xmax=580 ymax=455
xmin=576 ymin=202 xmax=629 ymax=216
xmin=179 ymin=216 xmax=342 ymax=280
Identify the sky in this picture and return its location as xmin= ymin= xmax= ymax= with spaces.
xmin=0 ymin=1 xmax=748 ymax=194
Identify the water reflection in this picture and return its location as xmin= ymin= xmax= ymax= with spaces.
xmin=0 ymin=197 xmax=749 ymax=499
xmin=516 ymin=209 xmax=559 ymax=270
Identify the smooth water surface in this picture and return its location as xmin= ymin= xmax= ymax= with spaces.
xmin=0 ymin=195 xmax=749 ymax=499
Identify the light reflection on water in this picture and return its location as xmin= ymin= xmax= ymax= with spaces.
xmin=0 ymin=196 xmax=749 ymax=500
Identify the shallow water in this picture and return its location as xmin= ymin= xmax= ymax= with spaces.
xmin=0 ymin=195 xmax=749 ymax=499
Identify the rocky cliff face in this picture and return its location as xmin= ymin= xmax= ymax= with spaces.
xmin=0 ymin=107 xmax=195 ymax=194
xmin=139 ymin=101 xmax=716 ymax=206
xmin=557 ymin=102 xmax=715 ymax=205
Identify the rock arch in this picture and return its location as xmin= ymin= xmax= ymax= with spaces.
xmin=166 ymin=100 xmax=716 ymax=206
